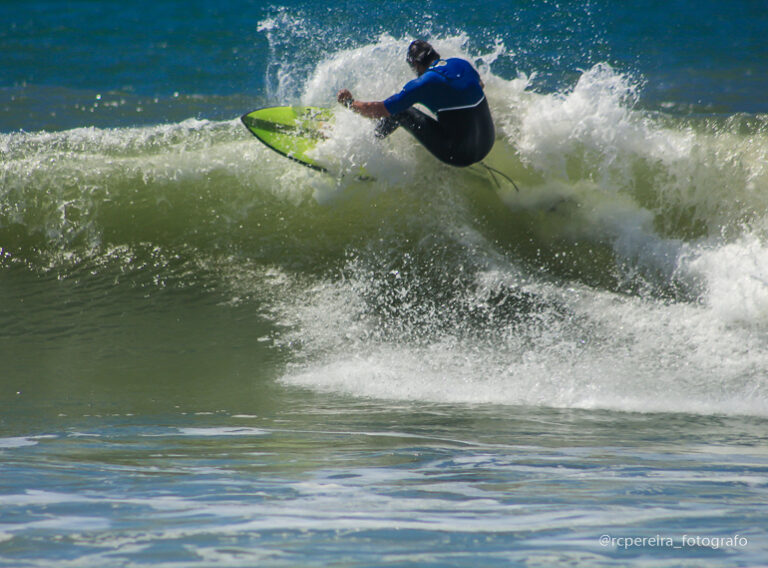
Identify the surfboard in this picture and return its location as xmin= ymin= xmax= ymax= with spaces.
xmin=241 ymin=106 xmax=334 ymax=172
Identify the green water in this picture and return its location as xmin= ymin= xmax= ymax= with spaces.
xmin=2 ymin=263 xmax=282 ymax=420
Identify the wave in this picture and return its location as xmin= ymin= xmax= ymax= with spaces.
xmin=2 ymin=34 xmax=768 ymax=416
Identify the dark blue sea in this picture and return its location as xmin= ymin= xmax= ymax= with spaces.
xmin=2 ymin=1 xmax=768 ymax=566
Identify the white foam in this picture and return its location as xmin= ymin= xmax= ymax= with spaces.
xmin=685 ymin=233 xmax=768 ymax=327
xmin=0 ymin=437 xmax=39 ymax=449
xmin=176 ymin=427 xmax=269 ymax=437
xmin=277 ymin=252 xmax=768 ymax=416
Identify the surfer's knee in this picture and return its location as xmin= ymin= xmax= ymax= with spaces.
xmin=374 ymin=116 xmax=400 ymax=139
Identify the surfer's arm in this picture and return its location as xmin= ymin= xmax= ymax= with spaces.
xmin=337 ymin=89 xmax=390 ymax=119
xmin=350 ymin=100 xmax=390 ymax=119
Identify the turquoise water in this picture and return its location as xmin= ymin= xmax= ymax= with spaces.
xmin=2 ymin=1 xmax=768 ymax=566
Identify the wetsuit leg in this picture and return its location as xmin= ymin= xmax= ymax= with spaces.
xmin=374 ymin=108 xmax=441 ymax=142
xmin=375 ymin=100 xmax=495 ymax=167
xmin=437 ymin=98 xmax=496 ymax=167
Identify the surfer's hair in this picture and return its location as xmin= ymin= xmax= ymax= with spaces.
xmin=406 ymin=40 xmax=440 ymax=68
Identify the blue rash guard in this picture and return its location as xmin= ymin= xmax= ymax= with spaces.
xmin=377 ymin=58 xmax=495 ymax=167
xmin=383 ymin=58 xmax=486 ymax=116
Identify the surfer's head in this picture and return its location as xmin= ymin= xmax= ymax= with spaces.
xmin=406 ymin=40 xmax=439 ymax=74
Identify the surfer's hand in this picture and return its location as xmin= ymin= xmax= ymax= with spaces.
xmin=337 ymin=89 xmax=354 ymax=107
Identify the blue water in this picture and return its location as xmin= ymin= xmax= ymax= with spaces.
xmin=2 ymin=1 xmax=768 ymax=566
xmin=4 ymin=0 xmax=768 ymax=133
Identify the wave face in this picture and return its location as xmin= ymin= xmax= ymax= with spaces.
xmin=3 ymin=20 xmax=768 ymax=418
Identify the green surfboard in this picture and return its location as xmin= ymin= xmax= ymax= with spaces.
xmin=241 ymin=106 xmax=334 ymax=172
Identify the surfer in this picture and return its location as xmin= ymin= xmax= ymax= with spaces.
xmin=336 ymin=40 xmax=495 ymax=167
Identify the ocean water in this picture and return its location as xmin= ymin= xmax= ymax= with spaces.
xmin=2 ymin=1 xmax=768 ymax=566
